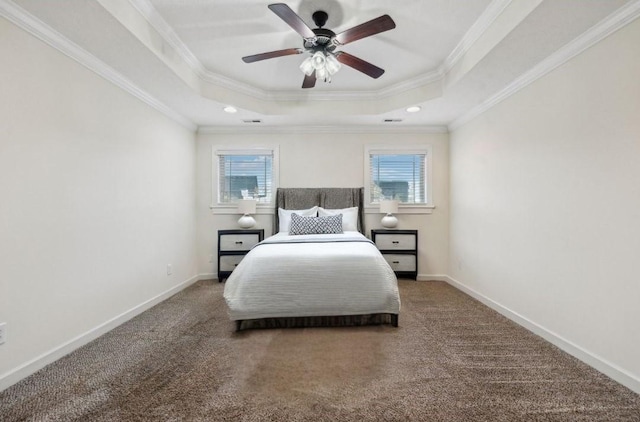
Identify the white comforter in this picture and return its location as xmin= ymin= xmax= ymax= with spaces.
xmin=223 ymin=231 xmax=400 ymax=320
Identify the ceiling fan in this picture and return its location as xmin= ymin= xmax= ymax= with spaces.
xmin=242 ymin=3 xmax=396 ymax=88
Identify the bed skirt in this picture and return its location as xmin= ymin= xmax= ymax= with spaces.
xmin=235 ymin=313 xmax=399 ymax=332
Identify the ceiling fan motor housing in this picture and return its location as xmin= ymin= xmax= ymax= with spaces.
xmin=302 ymin=11 xmax=336 ymax=52
xmin=304 ymin=27 xmax=337 ymax=52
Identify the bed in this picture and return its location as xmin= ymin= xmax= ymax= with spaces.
xmin=223 ymin=187 xmax=401 ymax=331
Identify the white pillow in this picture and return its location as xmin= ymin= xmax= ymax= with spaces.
xmin=278 ymin=206 xmax=318 ymax=233
xmin=318 ymin=206 xmax=358 ymax=232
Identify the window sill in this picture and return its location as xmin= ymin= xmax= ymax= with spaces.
xmin=364 ymin=205 xmax=435 ymax=215
xmin=210 ymin=205 xmax=275 ymax=215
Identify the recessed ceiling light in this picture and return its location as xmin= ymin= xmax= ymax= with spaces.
xmin=406 ymin=106 xmax=421 ymax=113
xmin=223 ymin=106 xmax=237 ymax=113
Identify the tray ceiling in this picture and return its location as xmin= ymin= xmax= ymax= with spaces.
xmin=3 ymin=0 xmax=638 ymax=129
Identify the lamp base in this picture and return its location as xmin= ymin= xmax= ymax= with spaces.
xmin=238 ymin=214 xmax=256 ymax=229
xmin=381 ymin=214 xmax=398 ymax=228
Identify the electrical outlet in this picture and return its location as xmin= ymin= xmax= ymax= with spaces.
xmin=167 ymin=264 xmax=172 ymax=275
xmin=0 ymin=323 xmax=6 ymax=345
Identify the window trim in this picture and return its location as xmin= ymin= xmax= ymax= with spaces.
xmin=210 ymin=146 xmax=279 ymax=214
xmin=364 ymin=145 xmax=434 ymax=214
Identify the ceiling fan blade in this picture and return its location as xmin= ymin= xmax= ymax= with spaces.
xmin=302 ymin=73 xmax=317 ymax=89
xmin=242 ymin=48 xmax=303 ymax=63
xmin=335 ymin=15 xmax=396 ymax=45
xmin=335 ymin=52 xmax=385 ymax=79
xmin=268 ymin=3 xmax=316 ymax=40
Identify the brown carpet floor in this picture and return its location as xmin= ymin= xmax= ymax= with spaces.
xmin=1 ymin=280 xmax=639 ymax=421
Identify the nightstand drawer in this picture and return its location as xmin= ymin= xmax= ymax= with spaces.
xmin=219 ymin=233 xmax=261 ymax=251
xmin=374 ymin=234 xmax=416 ymax=250
xmin=217 ymin=229 xmax=264 ymax=283
xmin=383 ymin=254 xmax=416 ymax=272
xmin=219 ymin=254 xmax=245 ymax=271
xmin=371 ymin=229 xmax=418 ymax=280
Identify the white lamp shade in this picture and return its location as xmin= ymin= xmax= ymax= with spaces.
xmin=379 ymin=199 xmax=399 ymax=215
xmin=237 ymin=199 xmax=257 ymax=215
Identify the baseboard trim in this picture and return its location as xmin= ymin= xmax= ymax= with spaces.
xmin=443 ymin=275 xmax=640 ymax=394
xmin=0 ymin=274 xmax=200 ymax=392
xmin=416 ymin=274 xmax=449 ymax=281
xmin=197 ymin=273 xmax=218 ymax=282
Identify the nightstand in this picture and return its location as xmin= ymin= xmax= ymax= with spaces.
xmin=371 ymin=229 xmax=418 ymax=280
xmin=217 ymin=229 xmax=264 ymax=282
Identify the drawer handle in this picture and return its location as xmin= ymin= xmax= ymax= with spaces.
xmin=392 ymin=261 xmax=400 ymax=264
xmin=235 ymin=241 xmax=243 ymax=244
xmin=234 ymin=264 xmax=238 ymax=267
xmin=392 ymin=241 xmax=400 ymax=244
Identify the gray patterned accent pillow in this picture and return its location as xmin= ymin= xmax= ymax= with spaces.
xmin=289 ymin=213 xmax=343 ymax=235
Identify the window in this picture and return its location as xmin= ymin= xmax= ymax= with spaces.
xmin=215 ymin=149 xmax=276 ymax=205
xmin=365 ymin=147 xmax=432 ymax=208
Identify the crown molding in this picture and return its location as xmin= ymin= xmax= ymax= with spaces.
xmin=449 ymin=0 xmax=640 ymax=131
xmin=376 ymin=69 xmax=443 ymax=98
xmin=440 ymin=0 xmax=513 ymax=75
xmin=197 ymin=125 xmax=449 ymax=135
xmin=0 ymin=0 xmax=197 ymax=131
xmin=127 ymin=0 xmax=206 ymax=76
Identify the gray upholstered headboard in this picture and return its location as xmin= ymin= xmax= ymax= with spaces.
xmin=274 ymin=187 xmax=365 ymax=234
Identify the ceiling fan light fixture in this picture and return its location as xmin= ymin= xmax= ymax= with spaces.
xmin=311 ymin=51 xmax=326 ymax=70
xmin=316 ymin=66 xmax=330 ymax=82
xmin=299 ymin=57 xmax=315 ymax=76
xmin=300 ymin=51 xmax=339 ymax=82
xmin=325 ymin=53 xmax=341 ymax=75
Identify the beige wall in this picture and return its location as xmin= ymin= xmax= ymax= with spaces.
xmin=196 ymin=131 xmax=450 ymax=279
xmin=0 ymin=18 xmax=197 ymax=388
xmin=449 ymin=18 xmax=640 ymax=390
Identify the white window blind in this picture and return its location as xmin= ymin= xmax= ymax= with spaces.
xmin=369 ymin=153 xmax=427 ymax=204
xmin=217 ymin=151 xmax=273 ymax=204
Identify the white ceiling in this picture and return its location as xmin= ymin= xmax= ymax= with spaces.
xmin=4 ymin=0 xmax=638 ymax=130
xmin=147 ymin=0 xmax=492 ymax=91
